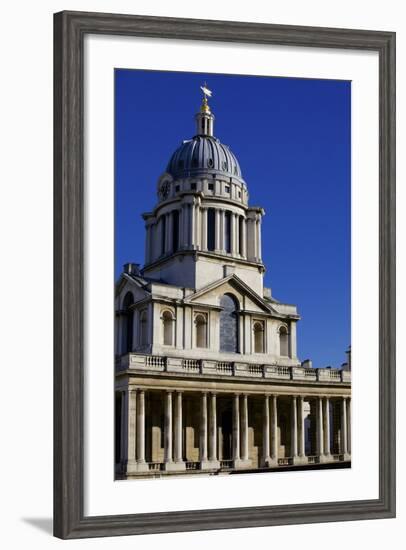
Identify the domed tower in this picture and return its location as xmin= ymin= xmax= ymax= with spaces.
xmin=142 ymin=89 xmax=265 ymax=295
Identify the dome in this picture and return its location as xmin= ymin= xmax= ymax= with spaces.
xmin=166 ymin=135 xmax=243 ymax=181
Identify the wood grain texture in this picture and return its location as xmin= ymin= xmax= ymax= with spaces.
xmin=53 ymin=10 xmax=396 ymax=539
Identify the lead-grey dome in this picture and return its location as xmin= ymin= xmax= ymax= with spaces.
xmin=166 ymin=135 xmax=243 ymax=181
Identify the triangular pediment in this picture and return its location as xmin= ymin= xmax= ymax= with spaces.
xmin=115 ymin=273 xmax=151 ymax=305
xmin=185 ymin=274 xmax=277 ymax=315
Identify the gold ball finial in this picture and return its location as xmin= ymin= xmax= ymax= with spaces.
xmin=200 ymin=96 xmax=211 ymax=114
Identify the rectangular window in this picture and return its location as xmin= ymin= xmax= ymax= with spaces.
xmin=161 ymin=216 xmax=166 ymax=255
xmin=191 ymin=182 xmax=196 ymax=190
xmin=225 ymin=211 xmax=231 ymax=253
xmin=172 ymin=210 xmax=179 ymax=252
xmin=225 ymin=185 xmax=230 ymax=194
xmin=207 ymin=208 xmax=215 ymax=251
xmin=208 ymin=183 xmax=214 ymax=191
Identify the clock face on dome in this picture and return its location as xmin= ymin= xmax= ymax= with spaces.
xmin=159 ymin=180 xmax=170 ymax=200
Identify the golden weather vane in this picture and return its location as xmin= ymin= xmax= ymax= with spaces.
xmin=199 ymin=83 xmax=213 ymax=113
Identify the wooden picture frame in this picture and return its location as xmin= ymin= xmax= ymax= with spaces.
xmin=54 ymin=10 xmax=396 ymax=539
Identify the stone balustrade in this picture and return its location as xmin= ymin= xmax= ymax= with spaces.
xmin=120 ymin=353 xmax=351 ymax=384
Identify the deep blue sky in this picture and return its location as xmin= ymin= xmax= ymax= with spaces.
xmin=115 ymin=69 xmax=351 ymax=370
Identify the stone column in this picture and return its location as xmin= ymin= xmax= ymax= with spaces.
xmin=137 ymin=390 xmax=148 ymax=471
xmin=298 ymin=396 xmax=306 ymax=461
xmin=119 ymin=390 xmax=127 ymax=465
xmin=190 ymin=200 xmax=196 ymax=249
xmin=347 ymin=398 xmax=351 ymax=455
xmin=217 ymin=423 xmax=223 ymax=461
xmin=262 ymin=395 xmax=271 ymax=466
xmin=241 ymin=217 xmax=247 ymax=258
xmin=246 ymin=217 xmax=256 ymax=261
xmin=252 ymin=219 xmax=257 ymax=260
xmin=271 ymin=395 xmax=278 ymax=464
xmin=244 ymin=314 xmax=251 ymax=354
xmin=235 ymin=213 xmax=239 ymax=255
xmin=173 ymin=392 xmax=185 ymax=469
xmin=194 ymin=202 xmax=200 ymax=249
xmin=291 ymin=396 xmax=298 ymax=460
xmin=240 ymin=394 xmax=249 ymax=464
xmin=208 ymin=393 xmax=220 ymax=468
xmin=232 ymin=394 xmax=240 ymax=463
xmin=231 ymin=213 xmax=237 ymax=255
xmin=126 ymin=389 xmax=138 ymax=473
xmin=214 ymin=209 xmax=221 ymax=252
xmin=200 ymin=392 xmax=209 ymax=468
xmin=164 ymin=391 xmax=173 ymax=468
xmin=290 ymin=322 xmax=297 ymax=359
xmin=201 ymin=208 xmax=208 ymax=251
xmin=257 ymin=215 xmax=262 ymax=261
xmin=323 ymin=397 xmax=331 ymax=459
xmin=182 ymin=203 xmax=189 ymax=249
xmin=220 ymin=210 xmax=225 ymax=252
xmin=317 ymin=397 xmax=324 ymax=457
xmin=341 ymin=397 xmax=349 ymax=458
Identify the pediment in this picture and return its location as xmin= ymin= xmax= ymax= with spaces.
xmin=115 ymin=274 xmax=150 ymax=307
xmin=185 ymin=274 xmax=276 ymax=314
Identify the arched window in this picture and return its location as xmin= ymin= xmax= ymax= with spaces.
xmin=279 ymin=325 xmax=289 ymax=357
xmin=122 ymin=292 xmax=134 ymax=353
xmin=219 ymin=294 xmax=239 ymax=353
xmin=253 ymin=321 xmax=265 ymax=353
xmin=139 ymin=309 xmax=148 ymax=347
xmin=162 ymin=310 xmax=175 ymax=346
xmin=195 ymin=314 xmax=208 ymax=348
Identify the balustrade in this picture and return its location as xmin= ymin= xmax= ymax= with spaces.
xmin=124 ymin=353 xmax=350 ymax=385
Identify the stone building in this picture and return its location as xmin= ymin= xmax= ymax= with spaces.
xmin=115 ymin=90 xmax=351 ymax=478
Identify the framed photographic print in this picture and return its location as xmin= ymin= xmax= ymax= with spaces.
xmin=54 ymin=10 xmax=396 ymax=539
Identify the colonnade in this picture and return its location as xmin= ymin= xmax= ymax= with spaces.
xmin=145 ymin=202 xmax=263 ymax=264
xmin=118 ymin=389 xmax=351 ymax=474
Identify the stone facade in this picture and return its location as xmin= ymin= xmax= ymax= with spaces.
xmin=115 ymin=92 xmax=351 ymax=478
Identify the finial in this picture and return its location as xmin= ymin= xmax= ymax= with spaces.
xmin=200 ymin=83 xmax=212 ymax=113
